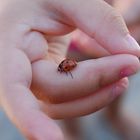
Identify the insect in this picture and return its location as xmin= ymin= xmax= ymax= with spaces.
xmin=58 ymin=59 xmax=77 ymax=78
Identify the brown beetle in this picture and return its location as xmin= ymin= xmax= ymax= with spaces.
xmin=58 ymin=59 xmax=77 ymax=78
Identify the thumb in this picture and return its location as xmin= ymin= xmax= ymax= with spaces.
xmin=51 ymin=0 xmax=140 ymax=57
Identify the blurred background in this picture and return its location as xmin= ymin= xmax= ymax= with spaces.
xmin=1 ymin=0 xmax=140 ymax=140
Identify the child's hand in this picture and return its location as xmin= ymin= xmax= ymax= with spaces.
xmin=0 ymin=0 xmax=140 ymax=139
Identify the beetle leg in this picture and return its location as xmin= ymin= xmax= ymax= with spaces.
xmin=65 ymin=72 xmax=68 ymax=76
xmin=69 ymin=71 xmax=73 ymax=79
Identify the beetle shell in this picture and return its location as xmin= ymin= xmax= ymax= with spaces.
xmin=58 ymin=59 xmax=77 ymax=72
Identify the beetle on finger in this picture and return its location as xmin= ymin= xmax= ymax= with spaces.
xmin=58 ymin=59 xmax=77 ymax=78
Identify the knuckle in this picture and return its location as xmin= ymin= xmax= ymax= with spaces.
xmin=82 ymin=63 xmax=106 ymax=90
xmin=107 ymin=8 xmax=122 ymax=23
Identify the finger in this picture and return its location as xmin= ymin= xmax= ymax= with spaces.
xmin=1 ymin=85 xmax=64 ymax=140
xmin=71 ymin=30 xmax=110 ymax=58
xmin=21 ymin=31 xmax=48 ymax=62
xmin=41 ymin=78 xmax=129 ymax=119
xmin=46 ymin=34 xmax=72 ymax=63
xmin=31 ymin=54 xmax=140 ymax=103
xmin=49 ymin=0 xmax=140 ymax=56
xmin=0 ymin=48 xmax=63 ymax=140
xmin=104 ymin=0 xmax=114 ymax=5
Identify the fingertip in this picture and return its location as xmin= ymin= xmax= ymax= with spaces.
xmin=125 ymin=35 xmax=140 ymax=51
xmin=111 ymin=77 xmax=129 ymax=100
xmin=119 ymin=55 xmax=140 ymax=78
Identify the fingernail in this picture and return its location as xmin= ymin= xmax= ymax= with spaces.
xmin=112 ymin=78 xmax=128 ymax=99
xmin=120 ymin=67 xmax=136 ymax=78
xmin=125 ymin=34 xmax=140 ymax=50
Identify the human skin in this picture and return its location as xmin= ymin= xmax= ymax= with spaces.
xmin=0 ymin=0 xmax=140 ymax=140
xmin=72 ymin=0 xmax=140 ymax=57
xmin=71 ymin=1 xmax=140 ymax=139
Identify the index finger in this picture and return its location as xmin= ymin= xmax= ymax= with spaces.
xmin=31 ymin=54 xmax=140 ymax=103
xmin=48 ymin=0 xmax=140 ymax=57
